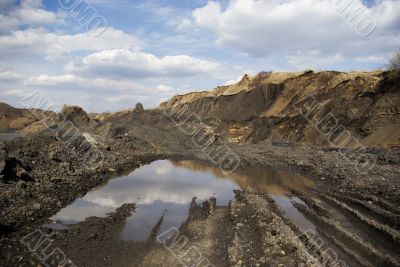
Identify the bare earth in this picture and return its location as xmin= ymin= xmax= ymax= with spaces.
xmin=0 ymin=70 xmax=399 ymax=266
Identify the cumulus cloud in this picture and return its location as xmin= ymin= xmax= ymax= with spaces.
xmin=0 ymin=0 xmax=64 ymax=34
xmin=354 ymin=55 xmax=387 ymax=63
xmin=0 ymin=1 xmax=223 ymax=111
xmin=0 ymin=0 xmax=15 ymax=12
xmin=0 ymin=70 xmax=24 ymax=81
xmin=25 ymin=74 xmax=143 ymax=91
xmin=21 ymin=74 xmax=177 ymax=111
xmin=10 ymin=0 xmax=60 ymax=25
xmin=2 ymin=0 xmax=395 ymax=112
xmin=286 ymin=50 xmax=346 ymax=70
xmin=2 ymin=89 xmax=29 ymax=97
xmin=25 ymin=74 xmax=176 ymax=96
xmin=0 ymin=27 xmax=141 ymax=57
xmin=156 ymin=84 xmax=173 ymax=92
xmin=0 ymin=14 xmax=19 ymax=34
xmin=181 ymin=0 xmax=400 ymax=68
xmin=65 ymin=49 xmax=221 ymax=79
xmin=106 ymin=94 xmax=150 ymax=104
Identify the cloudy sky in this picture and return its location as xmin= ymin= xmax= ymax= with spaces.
xmin=0 ymin=0 xmax=399 ymax=112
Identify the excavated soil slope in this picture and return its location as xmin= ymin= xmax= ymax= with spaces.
xmin=161 ymin=70 xmax=400 ymax=148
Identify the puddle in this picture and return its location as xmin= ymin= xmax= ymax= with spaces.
xmin=0 ymin=132 xmax=22 ymax=141
xmin=272 ymin=196 xmax=315 ymax=231
xmin=48 ymin=160 xmax=316 ymax=240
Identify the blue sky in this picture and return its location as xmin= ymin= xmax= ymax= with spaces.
xmin=0 ymin=0 xmax=399 ymax=112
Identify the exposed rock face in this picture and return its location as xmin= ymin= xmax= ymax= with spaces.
xmin=60 ymin=105 xmax=98 ymax=129
xmin=1 ymin=70 xmax=399 ymax=149
xmin=161 ymin=70 xmax=400 ymax=148
xmin=0 ymin=71 xmax=399 ymax=267
xmin=164 ymin=83 xmax=283 ymax=121
xmin=0 ymin=102 xmax=40 ymax=132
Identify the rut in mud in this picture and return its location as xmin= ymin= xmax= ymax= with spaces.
xmin=23 ymin=159 xmax=399 ymax=267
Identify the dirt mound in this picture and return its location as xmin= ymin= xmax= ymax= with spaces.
xmin=60 ymin=105 xmax=98 ymax=129
xmin=161 ymin=70 xmax=400 ymax=148
xmin=2 ymin=70 xmax=399 ymax=149
xmin=0 ymin=102 xmax=39 ymax=133
xmin=0 ymin=69 xmax=399 ymax=266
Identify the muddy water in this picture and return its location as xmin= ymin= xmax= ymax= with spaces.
xmin=0 ymin=132 xmax=22 ymax=141
xmin=48 ymin=160 xmax=316 ymax=239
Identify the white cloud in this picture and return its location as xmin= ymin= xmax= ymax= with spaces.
xmin=19 ymin=73 xmax=177 ymax=111
xmin=355 ymin=55 xmax=387 ymax=63
xmin=182 ymin=0 xmax=400 ymax=68
xmin=2 ymin=0 xmax=395 ymax=113
xmin=106 ymin=94 xmax=149 ymax=104
xmin=25 ymin=74 xmax=79 ymax=86
xmin=10 ymin=2 xmax=59 ymax=25
xmin=19 ymin=0 xmax=42 ymax=9
xmin=24 ymin=73 xmax=174 ymax=96
xmin=65 ymin=49 xmax=221 ymax=79
xmin=0 ymin=14 xmax=19 ymax=34
xmin=0 ymin=70 xmax=24 ymax=81
xmin=3 ymin=89 xmax=29 ymax=97
xmin=0 ymin=27 xmax=141 ymax=57
xmin=0 ymin=0 xmax=14 ymax=12
xmin=286 ymin=50 xmax=346 ymax=70
xmin=0 ymin=1 xmax=226 ymax=112
xmin=25 ymin=73 xmax=143 ymax=91
xmin=0 ymin=0 xmax=64 ymax=34
xmin=177 ymin=18 xmax=193 ymax=31
xmin=156 ymin=84 xmax=173 ymax=92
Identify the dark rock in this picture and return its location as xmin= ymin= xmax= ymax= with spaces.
xmin=0 ymin=157 xmax=33 ymax=183
xmin=135 ymin=103 xmax=144 ymax=112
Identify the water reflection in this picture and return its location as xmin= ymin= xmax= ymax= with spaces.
xmin=172 ymin=160 xmax=316 ymax=231
xmin=50 ymin=160 xmax=239 ymax=240
xmin=49 ymin=160 xmax=315 ymax=240
xmin=171 ymin=160 xmax=314 ymax=195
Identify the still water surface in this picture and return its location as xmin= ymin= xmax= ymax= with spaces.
xmin=48 ymin=160 xmax=315 ymax=240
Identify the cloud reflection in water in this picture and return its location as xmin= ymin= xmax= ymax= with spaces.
xmin=50 ymin=160 xmax=315 ymax=240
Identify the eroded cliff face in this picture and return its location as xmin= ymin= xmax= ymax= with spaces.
xmin=161 ymin=70 xmax=400 ymax=148
xmin=0 ymin=103 xmax=42 ymax=133
xmin=1 ymin=70 xmax=399 ymax=148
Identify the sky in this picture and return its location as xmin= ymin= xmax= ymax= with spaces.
xmin=0 ymin=0 xmax=399 ymax=112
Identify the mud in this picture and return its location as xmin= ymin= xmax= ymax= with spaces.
xmin=0 ymin=132 xmax=170 ymax=266
xmin=1 ymin=137 xmax=399 ymax=266
xmin=0 ymin=69 xmax=399 ymax=266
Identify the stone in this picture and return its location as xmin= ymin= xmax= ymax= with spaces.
xmin=60 ymin=162 xmax=71 ymax=171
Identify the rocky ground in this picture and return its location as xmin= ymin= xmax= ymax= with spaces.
xmin=0 ymin=132 xmax=171 ymax=266
xmin=0 ymin=133 xmax=399 ymax=266
xmin=0 ymin=69 xmax=399 ymax=266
